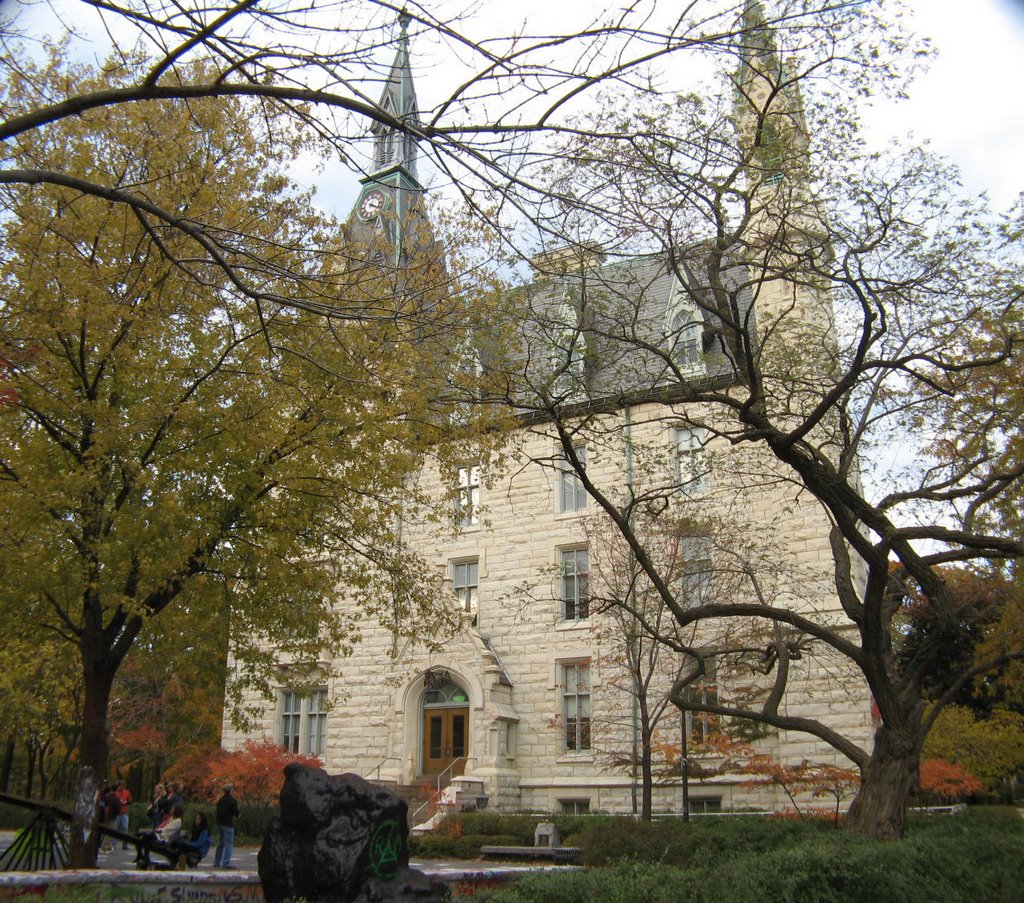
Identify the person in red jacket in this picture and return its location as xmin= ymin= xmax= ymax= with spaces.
xmin=114 ymin=781 xmax=133 ymax=849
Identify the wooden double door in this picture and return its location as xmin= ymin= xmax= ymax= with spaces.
xmin=422 ymin=706 xmax=468 ymax=777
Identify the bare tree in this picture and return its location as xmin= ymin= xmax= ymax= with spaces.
xmin=0 ymin=0 xmax=877 ymax=316
xmin=475 ymin=3 xmax=1024 ymax=838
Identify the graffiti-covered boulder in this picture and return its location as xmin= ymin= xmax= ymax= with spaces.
xmin=258 ymin=764 xmax=447 ymax=903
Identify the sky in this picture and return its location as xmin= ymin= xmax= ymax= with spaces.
xmin=9 ymin=0 xmax=1024 ymax=214
xmin=861 ymin=0 xmax=1024 ymax=210
xmin=314 ymin=0 xmax=1024 ymax=219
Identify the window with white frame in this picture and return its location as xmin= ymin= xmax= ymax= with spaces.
xmin=280 ymin=688 xmax=328 ymax=756
xmin=560 ymin=548 xmax=590 ymax=620
xmin=670 ymin=307 xmax=704 ymax=370
xmin=676 ymin=426 xmax=709 ymax=494
xmin=452 ymin=559 xmax=479 ymax=613
xmin=677 ymin=535 xmax=712 ymax=607
xmin=454 ymin=464 xmax=480 ymax=527
xmin=550 ymin=295 xmax=586 ymax=395
xmin=562 ymin=661 xmax=592 ymax=751
xmin=558 ymin=447 xmax=587 ymax=513
xmin=306 ymin=689 xmax=328 ymax=757
xmin=281 ymin=690 xmax=302 ymax=753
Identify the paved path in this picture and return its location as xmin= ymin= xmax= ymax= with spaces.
xmin=0 ymin=832 xmax=259 ymax=872
xmin=98 ymin=840 xmax=261 ymax=871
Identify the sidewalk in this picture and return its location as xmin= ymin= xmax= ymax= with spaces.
xmin=0 ymin=832 xmax=259 ymax=871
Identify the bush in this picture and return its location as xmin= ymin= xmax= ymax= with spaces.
xmin=455 ymin=811 xmax=547 ymax=844
xmin=475 ymin=809 xmax=1024 ymax=903
xmin=235 ymin=802 xmax=276 ymax=842
xmin=577 ymin=815 xmax=833 ymax=868
xmin=410 ymin=831 xmax=523 ymax=859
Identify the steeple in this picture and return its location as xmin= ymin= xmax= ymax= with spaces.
xmin=369 ymin=11 xmax=419 ymax=181
xmin=734 ymin=0 xmax=810 ymax=184
xmin=348 ymin=11 xmax=429 ymax=264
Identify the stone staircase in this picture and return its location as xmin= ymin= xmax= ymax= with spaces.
xmin=389 ymin=776 xmax=488 ymax=833
xmin=392 ymin=781 xmax=437 ymax=823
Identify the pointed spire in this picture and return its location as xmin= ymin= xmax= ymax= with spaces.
xmin=734 ymin=0 xmax=809 ymax=178
xmin=739 ymin=0 xmax=783 ymax=83
xmin=370 ymin=10 xmax=419 ymax=179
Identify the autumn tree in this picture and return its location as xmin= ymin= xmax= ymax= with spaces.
xmin=923 ymin=707 xmax=1024 ymax=798
xmin=0 ymin=52 xmax=500 ymax=866
xmin=585 ymin=509 xmax=802 ymax=820
xmin=166 ymin=739 xmax=321 ymax=806
xmin=478 ymin=1 xmax=1024 ymax=839
xmin=108 ymin=602 xmax=230 ymax=794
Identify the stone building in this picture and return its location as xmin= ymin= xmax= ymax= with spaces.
xmin=222 ymin=10 xmax=874 ymax=817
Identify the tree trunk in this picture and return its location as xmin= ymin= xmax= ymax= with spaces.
xmin=640 ymin=725 xmax=654 ymax=822
xmin=845 ymin=720 xmax=922 ymax=840
xmin=0 ymin=737 xmax=14 ymax=794
xmin=68 ymin=657 xmax=115 ymax=868
xmin=24 ymin=739 xmax=35 ymax=798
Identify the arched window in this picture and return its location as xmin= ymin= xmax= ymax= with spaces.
xmin=671 ymin=308 xmax=703 ymax=369
xmin=665 ymin=277 xmax=705 ymax=374
xmin=422 ymin=674 xmax=470 ymax=707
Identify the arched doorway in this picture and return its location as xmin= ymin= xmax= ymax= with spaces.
xmin=420 ymin=671 xmax=469 ymax=777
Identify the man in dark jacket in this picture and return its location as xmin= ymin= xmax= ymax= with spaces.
xmin=213 ymin=783 xmax=240 ymax=868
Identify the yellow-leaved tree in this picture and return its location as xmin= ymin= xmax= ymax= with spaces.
xmin=0 ymin=50 xmax=504 ymax=866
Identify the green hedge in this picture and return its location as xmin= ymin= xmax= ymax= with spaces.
xmin=475 ymin=810 xmax=1024 ymax=903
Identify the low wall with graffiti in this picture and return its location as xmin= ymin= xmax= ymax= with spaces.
xmin=0 ymin=868 xmax=263 ymax=902
xmin=0 ymin=863 xmax=573 ymax=902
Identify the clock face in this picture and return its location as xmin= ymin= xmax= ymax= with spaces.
xmin=358 ymin=190 xmax=387 ymax=220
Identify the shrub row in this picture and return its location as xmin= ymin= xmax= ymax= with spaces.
xmin=475 ymin=809 xmax=1024 ymax=903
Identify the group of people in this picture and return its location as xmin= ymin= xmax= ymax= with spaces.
xmin=98 ymin=781 xmax=133 ymax=852
xmin=99 ymin=779 xmax=240 ymax=869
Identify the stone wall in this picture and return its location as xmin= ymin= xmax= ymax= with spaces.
xmin=224 ymin=397 xmax=874 ymax=815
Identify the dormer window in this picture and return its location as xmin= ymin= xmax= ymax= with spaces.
xmin=671 ymin=309 xmax=703 ymax=369
xmin=550 ymin=293 xmax=586 ymax=397
xmin=666 ymin=279 xmax=705 ymax=374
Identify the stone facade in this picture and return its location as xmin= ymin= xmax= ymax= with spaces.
xmin=222 ymin=18 xmax=874 ymax=817
xmin=223 ymin=375 xmax=874 ymax=815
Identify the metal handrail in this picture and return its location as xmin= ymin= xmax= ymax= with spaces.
xmin=370 ymin=757 xmax=398 ymax=783
xmin=410 ymin=757 xmax=468 ymax=824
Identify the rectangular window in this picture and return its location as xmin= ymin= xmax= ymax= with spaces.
xmin=455 ymin=464 xmax=480 ymax=527
xmin=281 ymin=691 xmax=301 ymax=754
xmin=682 ymin=663 xmax=718 ymax=744
xmin=281 ymin=688 xmax=328 ymax=756
xmin=562 ymin=662 xmax=591 ymax=751
xmin=305 ymin=689 xmax=328 ymax=757
xmin=558 ymin=798 xmax=591 ymax=815
xmin=558 ymin=447 xmax=587 ymax=513
xmin=452 ymin=559 xmax=479 ymax=612
xmin=677 ymin=535 xmax=712 ymax=608
xmin=676 ymin=427 xmax=709 ymax=494
xmin=688 ymin=797 xmax=722 ymax=814
xmin=561 ymin=548 xmax=590 ymax=620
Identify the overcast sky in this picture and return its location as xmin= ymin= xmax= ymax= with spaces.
xmin=11 ymin=0 xmax=1024 ymax=212
xmin=863 ymin=0 xmax=1024 ymax=209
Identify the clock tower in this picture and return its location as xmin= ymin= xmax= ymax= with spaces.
xmin=347 ymin=12 xmax=431 ymax=266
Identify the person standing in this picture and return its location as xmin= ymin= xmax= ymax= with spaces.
xmin=99 ymin=784 xmax=120 ymax=853
xmin=114 ymin=781 xmax=133 ymax=849
xmin=213 ymin=783 xmax=240 ymax=869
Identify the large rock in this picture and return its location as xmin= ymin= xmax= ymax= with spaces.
xmin=258 ymin=764 xmax=448 ymax=903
